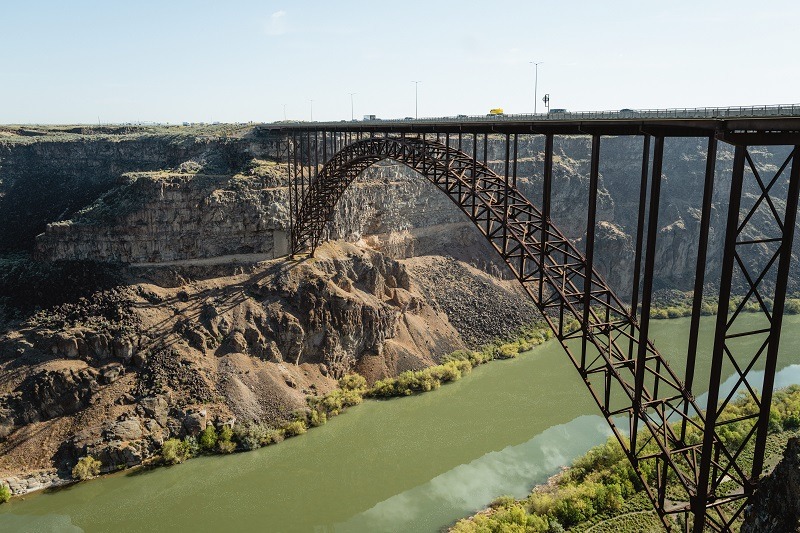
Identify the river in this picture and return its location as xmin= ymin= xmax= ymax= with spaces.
xmin=1 ymin=315 xmax=799 ymax=532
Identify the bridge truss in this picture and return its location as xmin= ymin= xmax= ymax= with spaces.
xmin=264 ymin=116 xmax=800 ymax=531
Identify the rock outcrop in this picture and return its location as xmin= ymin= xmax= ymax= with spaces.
xmin=742 ymin=437 xmax=800 ymax=532
xmin=0 ymin=242 xmax=535 ymax=487
xmin=37 ymin=169 xmax=291 ymax=263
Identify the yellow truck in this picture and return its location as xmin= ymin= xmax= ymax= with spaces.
xmin=489 ymin=108 xmax=504 ymax=115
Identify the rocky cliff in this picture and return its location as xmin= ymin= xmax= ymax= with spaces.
xmin=0 ymin=125 xmax=277 ymax=252
xmin=20 ymin=129 xmax=798 ymax=296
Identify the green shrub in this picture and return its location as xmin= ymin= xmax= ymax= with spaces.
xmin=489 ymin=494 xmax=516 ymax=508
xmin=235 ymin=423 xmax=270 ymax=451
xmin=429 ymin=361 xmax=463 ymax=382
xmin=444 ymin=349 xmax=479 ymax=364
xmin=309 ymin=409 xmax=327 ymax=427
xmin=161 ymin=438 xmax=191 ymax=464
xmin=317 ymin=387 xmax=364 ymax=416
xmin=72 ymin=456 xmax=102 ymax=480
xmin=339 ymin=374 xmax=368 ymax=392
xmin=0 ymin=484 xmax=10 ymax=504
xmin=497 ymin=343 xmax=520 ymax=359
xmin=217 ymin=425 xmax=236 ymax=453
xmin=783 ymin=412 xmax=800 ymax=430
xmin=786 ymin=299 xmax=800 ymax=314
xmin=217 ymin=439 xmax=236 ymax=454
xmin=183 ymin=436 xmax=199 ymax=457
xmin=198 ymin=425 xmax=218 ymax=452
xmin=283 ymin=420 xmax=307 ymax=437
xmin=666 ymin=306 xmax=685 ymax=318
xmin=700 ymin=302 xmax=717 ymax=315
xmin=263 ymin=427 xmax=284 ymax=445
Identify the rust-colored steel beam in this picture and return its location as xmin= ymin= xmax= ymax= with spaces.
xmin=289 ymin=135 xmax=709 ymax=529
xmin=285 ymin=130 xmax=800 ymax=532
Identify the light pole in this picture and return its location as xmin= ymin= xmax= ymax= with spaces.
xmin=349 ymin=92 xmax=356 ymax=120
xmin=283 ymin=104 xmax=287 ymax=121
xmin=310 ymin=99 xmax=313 ymax=121
xmin=412 ymin=80 xmax=422 ymax=119
xmin=530 ymin=61 xmax=543 ymax=114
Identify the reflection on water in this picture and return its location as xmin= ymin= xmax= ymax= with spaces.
xmin=695 ymin=364 xmax=800 ymax=409
xmin=335 ymin=415 xmax=611 ymax=533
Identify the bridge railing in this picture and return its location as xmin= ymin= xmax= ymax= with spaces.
xmin=350 ymin=103 xmax=800 ymax=124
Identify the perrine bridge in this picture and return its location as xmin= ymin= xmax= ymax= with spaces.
xmin=261 ymin=105 xmax=800 ymax=532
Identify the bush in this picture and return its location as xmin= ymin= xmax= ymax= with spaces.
xmin=666 ymin=306 xmax=685 ymax=318
xmin=198 ymin=425 xmax=218 ymax=452
xmin=783 ymin=412 xmax=800 ymax=430
xmin=786 ymin=299 xmax=800 ymax=314
xmin=339 ymin=373 xmax=368 ymax=392
xmin=183 ymin=436 xmax=199 ymax=457
xmin=489 ymin=495 xmax=516 ymax=508
xmin=317 ymin=388 xmax=364 ymax=416
xmin=161 ymin=438 xmax=191 ymax=464
xmin=0 ymin=483 xmax=11 ymax=504
xmin=217 ymin=439 xmax=236 ymax=454
xmin=283 ymin=420 xmax=307 ymax=437
xmin=497 ymin=343 xmax=520 ymax=359
xmin=72 ymin=456 xmax=102 ymax=480
xmin=235 ymin=424 xmax=270 ymax=451
xmin=218 ymin=425 xmax=234 ymax=443
xmin=309 ymin=409 xmax=327 ymax=427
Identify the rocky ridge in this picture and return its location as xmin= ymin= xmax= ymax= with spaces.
xmin=0 ymin=242 xmax=536 ymax=491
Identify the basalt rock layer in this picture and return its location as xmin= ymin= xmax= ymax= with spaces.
xmin=0 ymin=242 xmax=537 ymax=488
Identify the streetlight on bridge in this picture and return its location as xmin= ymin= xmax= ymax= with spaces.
xmin=349 ymin=92 xmax=356 ymax=121
xmin=310 ymin=99 xmax=313 ymax=122
xmin=412 ymin=80 xmax=422 ymax=119
xmin=530 ymin=61 xmax=543 ymax=114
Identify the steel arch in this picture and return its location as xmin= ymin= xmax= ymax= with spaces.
xmin=290 ymin=136 xmax=740 ymax=529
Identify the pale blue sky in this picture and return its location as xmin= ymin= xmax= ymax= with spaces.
xmin=1 ymin=0 xmax=798 ymax=124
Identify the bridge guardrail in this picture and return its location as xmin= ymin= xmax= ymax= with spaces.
xmin=295 ymin=104 xmax=800 ymax=126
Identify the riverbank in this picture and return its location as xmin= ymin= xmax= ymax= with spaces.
xmin=1 ymin=315 xmax=799 ymax=532
xmin=449 ymin=385 xmax=800 ymax=532
xmin=0 ymin=321 xmax=554 ymax=501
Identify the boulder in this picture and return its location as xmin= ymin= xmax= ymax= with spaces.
xmin=182 ymin=410 xmax=207 ymax=436
xmin=105 ymin=418 xmax=144 ymax=442
xmin=99 ymin=363 xmax=124 ymax=385
xmin=139 ymin=395 xmax=169 ymax=426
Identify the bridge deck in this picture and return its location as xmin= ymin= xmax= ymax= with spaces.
xmin=262 ymin=105 xmax=800 ymax=141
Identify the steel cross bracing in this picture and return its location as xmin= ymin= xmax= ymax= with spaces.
xmin=279 ymin=127 xmax=800 ymax=532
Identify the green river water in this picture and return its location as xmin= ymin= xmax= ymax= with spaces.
xmin=2 ymin=315 xmax=800 ymax=533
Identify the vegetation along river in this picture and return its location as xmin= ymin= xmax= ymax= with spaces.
xmin=2 ymin=314 xmax=799 ymax=533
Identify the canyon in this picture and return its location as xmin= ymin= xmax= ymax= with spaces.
xmin=0 ymin=124 xmax=797 ymax=510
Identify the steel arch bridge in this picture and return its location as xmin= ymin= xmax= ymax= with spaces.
xmin=264 ymin=110 xmax=800 ymax=532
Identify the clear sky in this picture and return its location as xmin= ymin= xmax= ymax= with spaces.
xmin=2 ymin=0 xmax=798 ymax=124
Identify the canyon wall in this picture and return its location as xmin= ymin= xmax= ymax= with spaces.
xmin=22 ymin=131 xmax=799 ymax=295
